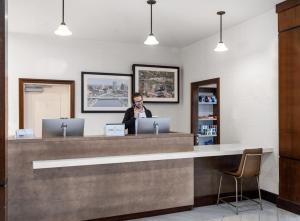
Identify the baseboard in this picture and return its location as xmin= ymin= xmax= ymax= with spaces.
xmin=85 ymin=190 xmax=279 ymax=220
xmin=194 ymin=189 xmax=279 ymax=208
xmin=194 ymin=194 xmax=218 ymax=207
xmin=277 ymin=197 xmax=300 ymax=215
xmin=194 ymin=190 xmax=259 ymax=207
xmin=85 ymin=205 xmax=193 ymax=221
xmin=261 ymin=189 xmax=278 ymax=204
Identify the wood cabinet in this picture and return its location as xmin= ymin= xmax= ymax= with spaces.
xmin=277 ymin=0 xmax=300 ymax=214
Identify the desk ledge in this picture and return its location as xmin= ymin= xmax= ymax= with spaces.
xmin=32 ymin=144 xmax=274 ymax=169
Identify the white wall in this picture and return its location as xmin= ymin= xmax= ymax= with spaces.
xmin=8 ymin=33 xmax=181 ymax=136
xmin=180 ymin=9 xmax=279 ymax=194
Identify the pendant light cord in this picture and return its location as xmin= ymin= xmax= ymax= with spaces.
xmin=62 ymin=0 xmax=65 ymax=24
xmin=150 ymin=3 xmax=153 ymax=35
xmin=220 ymin=14 xmax=222 ymax=43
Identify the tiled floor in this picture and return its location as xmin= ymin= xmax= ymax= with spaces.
xmin=134 ymin=200 xmax=300 ymax=221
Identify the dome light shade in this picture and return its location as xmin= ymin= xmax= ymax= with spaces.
xmin=144 ymin=34 xmax=159 ymax=45
xmin=55 ymin=23 xmax=72 ymax=36
xmin=214 ymin=42 xmax=228 ymax=52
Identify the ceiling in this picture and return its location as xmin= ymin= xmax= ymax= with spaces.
xmin=8 ymin=0 xmax=282 ymax=48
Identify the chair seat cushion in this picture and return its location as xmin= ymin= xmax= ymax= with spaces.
xmin=223 ymin=170 xmax=239 ymax=177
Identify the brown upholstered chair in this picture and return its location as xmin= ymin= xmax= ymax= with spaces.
xmin=217 ymin=148 xmax=263 ymax=214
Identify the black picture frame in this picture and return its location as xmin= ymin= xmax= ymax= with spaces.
xmin=132 ymin=64 xmax=180 ymax=103
xmin=81 ymin=72 xmax=133 ymax=113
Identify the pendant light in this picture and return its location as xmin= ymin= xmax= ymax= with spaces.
xmin=55 ymin=0 xmax=72 ymax=36
xmin=214 ymin=11 xmax=228 ymax=52
xmin=144 ymin=0 xmax=159 ymax=45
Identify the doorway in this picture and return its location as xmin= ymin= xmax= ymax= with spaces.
xmin=19 ymin=79 xmax=75 ymax=137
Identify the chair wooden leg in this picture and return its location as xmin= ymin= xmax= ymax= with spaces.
xmin=217 ymin=175 xmax=223 ymax=205
xmin=256 ymin=176 xmax=263 ymax=210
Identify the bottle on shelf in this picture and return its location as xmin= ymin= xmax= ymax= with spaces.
xmin=198 ymin=125 xmax=217 ymax=136
xmin=198 ymin=95 xmax=217 ymax=104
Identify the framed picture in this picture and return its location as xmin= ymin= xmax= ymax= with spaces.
xmin=81 ymin=72 xmax=132 ymax=113
xmin=132 ymin=64 xmax=180 ymax=103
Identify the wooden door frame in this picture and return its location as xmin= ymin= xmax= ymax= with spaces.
xmin=190 ymin=78 xmax=220 ymax=144
xmin=19 ymin=78 xmax=75 ymax=129
xmin=0 ymin=0 xmax=7 ymax=220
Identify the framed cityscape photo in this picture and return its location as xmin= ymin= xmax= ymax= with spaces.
xmin=81 ymin=72 xmax=132 ymax=113
xmin=133 ymin=64 xmax=179 ymax=103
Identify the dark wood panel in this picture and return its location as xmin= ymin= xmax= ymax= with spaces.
xmin=18 ymin=78 xmax=75 ymax=129
xmin=278 ymin=2 xmax=300 ymax=214
xmin=190 ymin=83 xmax=199 ymax=143
xmin=0 ymin=0 xmax=7 ymax=220
xmin=279 ymin=157 xmax=300 ymax=204
xmin=277 ymin=0 xmax=300 ymax=13
xmin=279 ymin=28 xmax=300 ymax=159
xmin=278 ymin=4 xmax=300 ymax=32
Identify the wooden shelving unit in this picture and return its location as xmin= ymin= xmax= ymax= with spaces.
xmin=191 ymin=78 xmax=220 ymax=145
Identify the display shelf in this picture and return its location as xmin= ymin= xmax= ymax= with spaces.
xmin=199 ymin=102 xmax=217 ymax=105
xmin=197 ymin=134 xmax=217 ymax=137
xmin=198 ymin=118 xmax=217 ymax=121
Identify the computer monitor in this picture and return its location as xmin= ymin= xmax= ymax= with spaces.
xmin=42 ymin=118 xmax=85 ymax=138
xmin=135 ymin=117 xmax=170 ymax=134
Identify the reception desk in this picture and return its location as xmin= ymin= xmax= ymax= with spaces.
xmin=8 ymin=133 xmax=273 ymax=221
xmin=8 ymin=133 xmax=195 ymax=221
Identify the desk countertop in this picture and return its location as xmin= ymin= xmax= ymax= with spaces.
xmin=33 ymin=144 xmax=274 ymax=169
xmin=9 ymin=132 xmax=193 ymax=143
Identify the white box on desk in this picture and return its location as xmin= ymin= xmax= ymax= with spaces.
xmin=105 ymin=124 xmax=125 ymax=136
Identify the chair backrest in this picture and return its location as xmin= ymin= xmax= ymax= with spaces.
xmin=236 ymin=148 xmax=263 ymax=178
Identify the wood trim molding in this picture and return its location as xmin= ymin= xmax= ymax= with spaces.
xmin=0 ymin=0 xmax=7 ymax=220
xmin=194 ymin=190 xmax=259 ymax=207
xmin=276 ymin=0 xmax=300 ymax=13
xmin=277 ymin=197 xmax=300 ymax=215
xmin=18 ymin=78 xmax=75 ymax=129
xmin=85 ymin=206 xmax=193 ymax=221
xmin=261 ymin=189 xmax=278 ymax=204
xmin=194 ymin=189 xmax=278 ymax=208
